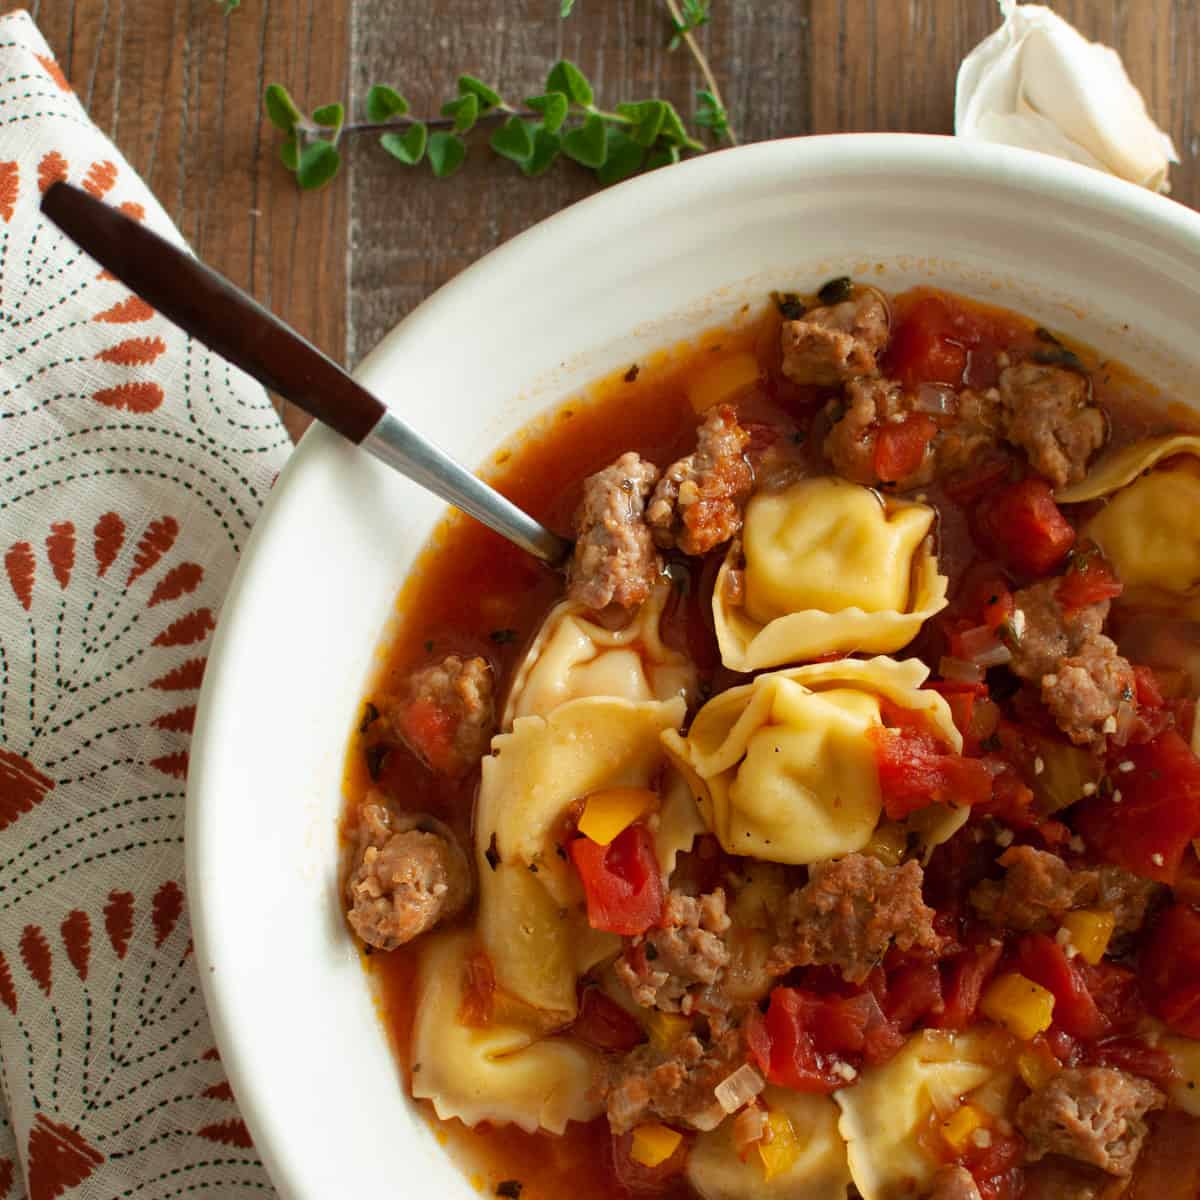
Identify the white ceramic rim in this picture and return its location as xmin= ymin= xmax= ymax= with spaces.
xmin=186 ymin=133 xmax=1200 ymax=1198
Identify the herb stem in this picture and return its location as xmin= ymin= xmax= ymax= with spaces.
xmin=331 ymin=108 xmax=541 ymax=139
xmin=661 ymin=0 xmax=737 ymax=145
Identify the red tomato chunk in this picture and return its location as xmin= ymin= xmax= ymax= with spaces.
xmin=1075 ymin=730 xmax=1200 ymax=884
xmin=1140 ymin=902 xmax=1200 ymax=1038
xmin=975 ymin=478 xmax=1076 ymax=577
xmin=571 ymin=986 xmax=645 ymax=1052
xmin=569 ymin=824 xmax=664 ymax=937
xmin=873 ymin=413 xmax=938 ymax=483
xmin=1018 ymin=933 xmax=1107 ymax=1041
xmin=1057 ymin=550 xmax=1123 ymax=613
xmin=936 ymin=942 xmax=1003 ymax=1030
xmin=870 ymin=725 xmax=993 ymax=819
xmin=884 ymin=294 xmax=970 ymax=389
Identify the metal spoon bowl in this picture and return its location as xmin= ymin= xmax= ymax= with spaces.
xmin=40 ymin=181 xmax=573 ymax=569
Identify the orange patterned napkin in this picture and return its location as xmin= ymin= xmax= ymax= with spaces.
xmin=0 ymin=12 xmax=287 ymax=1198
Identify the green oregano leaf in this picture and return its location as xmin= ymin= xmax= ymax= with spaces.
xmin=265 ymin=83 xmax=303 ymax=132
xmin=617 ymin=99 xmax=667 ymax=148
xmin=520 ymin=127 xmax=562 ymax=177
xmin=380 ymin=122 xmax=428 ymax=165
xmin=658 ymin=101 xmax=689 ymax=146
xmin=296 ymin=139 xmax=340 ymax=189
xmin=490 ymin=116 xmax=536 ymax=164
xmin=560 ymin=0 xmax=577 ymax=15
xmin=546 ymin=60 xmax=593 ymax=107
xmin=440 ymin=93 xmax=480 ymax=135
xmin=525 ymin=91 xmax=569 ymax=134
xmin=597 ymin=127 xmax=644 ymax=185
xmin=312 ymin=101 xmax=345 ymax=136
xmin=457 ymin=75 xmax=502 ymax=111
xmin=366 ymin=84 xmax=409 ymax=122
xmin=428 ymin=131 xmax=467 ymax=177
xmin=278 ymin=132 xmax=300 ymax=170
xmin=695 ymin=88 xmax=729 ymax=140
xmin=562 ymin=112 xmax=607 ymax=168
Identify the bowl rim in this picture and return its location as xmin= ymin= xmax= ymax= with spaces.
xmin=185 ymin=131 xmax=1200 ymax=1197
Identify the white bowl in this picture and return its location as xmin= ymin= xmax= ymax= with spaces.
xmin=186 ymin=133 xmax=1200 ymax=1198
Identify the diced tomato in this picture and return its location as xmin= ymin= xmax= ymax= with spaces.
xmin=973 ymin=760 xmax=1069 ymax=847
xmin=943 ymin=454 xmax=1014 ymax=507
xmin=1076 ymin=960 xmax=1141 ymax=1033
xmin=870 ymin=725 xmax=994 ymax=819
xmin=571 ymin=986 xmax=645 ymax=1052
xmin=457 ymin=947 xmax=496 ymax=1026
xmin=935 ymin=941 xmax=1003 ymax=1030
xmin=568 ymin=823 xmax=664 ymax=937
xmin=1082 ymin=1036 xmax=1177 ymax=1088
xmin=610 ymin=1129 xmax=688 ymax=1195
xmin=1018 ymin=933 xmax=1107 ymax=1041
xmin=1075 ymin=731 xmax=1200 ymax=884
xmin=1134 ymin=665 xmax=1167 ymax=710
xmin=975 ymin=478 xmax=1076 ymax=578
xmin=884 ymin=295 xmax=969 ymax=389
xmin=1140 ymin=903 xmax=1200 ymax=1038
xmin=983 ymin=590 xmax=1015 ymax=632
xmin=884 ymin=962 xmax=945 ymax=1030
xmin=394 ymin=697 xmax=457 ymax=774
xmin=960 ymin=1128 xmax=1026 ymax=1200
xmin=753 ymin=989 xmax=841 ymax=1093
xmin=1057 ymin=549 xmax=1123 ymax=613
xmin=873 ymin=413 xmax=938 ymax=483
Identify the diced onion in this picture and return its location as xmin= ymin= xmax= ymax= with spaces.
xmin=1110 ymin=700 xmax=1136 ymax=746
xmin=733 ymin=1104 xmax=768 ymax=1157
xmin=714 ymin=1063 xmax=765 ymax=1114
xmin=691 ymin=1103 xmax=727 ymax=1132
xmin=914 ymin=383 xmax=959 ymax=416
xmin=926 ymin=1074 xmax=965 ymax=1118
xmin=939 ymin=656 xmax=986 ymax=685
xmin=958 ymin=624 xmax=1013 ymax=667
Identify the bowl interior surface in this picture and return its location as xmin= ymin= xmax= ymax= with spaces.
xmin=186 ymin=134 xmax=1200 ymax=1199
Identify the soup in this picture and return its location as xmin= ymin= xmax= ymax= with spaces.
xmin=341 ymin=281 xmax=1200 ymax=1200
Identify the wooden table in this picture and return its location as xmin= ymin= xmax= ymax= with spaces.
xmin=35 ymin=1 xmax=1198 ymax=441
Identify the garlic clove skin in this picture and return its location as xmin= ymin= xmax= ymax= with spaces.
xmin=956 ymin=0 xmax=1179 ymax=193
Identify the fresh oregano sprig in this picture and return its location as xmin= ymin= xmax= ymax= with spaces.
xmin=668 ymin=0 xmax=711 ymax=49
xmin=266 ymin=60 xmax=717 ymax=190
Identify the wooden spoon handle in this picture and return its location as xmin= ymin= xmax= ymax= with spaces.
xmin=41 ymin=181 xmax=383 ymax=443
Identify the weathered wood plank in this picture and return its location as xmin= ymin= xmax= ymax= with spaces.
xmin=31 ymin=0 xmax=351 ymax=441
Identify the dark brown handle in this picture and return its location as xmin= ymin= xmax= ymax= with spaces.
xmin=40 ymin=181 xmax=384 ymax=444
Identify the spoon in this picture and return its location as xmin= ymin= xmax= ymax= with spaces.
xmin=40 ymin=181 xmax=573 ymax=568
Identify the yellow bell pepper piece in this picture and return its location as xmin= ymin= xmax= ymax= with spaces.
xmin=864 ymin=821 xmax=907 ymax=868
xmin=645 ymin=1010 xmax=691 ymax=1051
xmin=980 ymin=972 xmax=1056 ymax=1041
xmin=1061 ymin=909 xmax=1115 ymax=965
xmin=1017 ymin=1042 xmax=1063 ymax=1092
xmin=578 ymin=788 xmax=656 ymax=846
xmin=939 ymin=1103 xmax=986 ymax=1153
xmin=687 ymin=351 xmax=761 ymax=413
xmin=758 ymin=1109 xmax=801 ymax=1182
xmin=631 ymin=1122 xmax=683 ymax=1168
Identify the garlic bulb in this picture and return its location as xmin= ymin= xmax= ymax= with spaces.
xmin=956 ymin=0 xmax=1178 ymax=192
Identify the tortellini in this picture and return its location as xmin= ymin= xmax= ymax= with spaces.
xmin=1055 ymin=432 xmax=1200 ymax=503
xmin=714 ymin=477 xmax=948 ymax=672
xmin=686 ymin=1087 xmax=851 ymax=1200
xmin=476 ymin=695 xmax=686 ymax=1018
xmin=410 ymin=930 xmax=602 ymax=1135
xmin=1163 ymin=1036 xmax=1200 ymax=1116
xmin=662 ymin=657 xmax=960 ymax=865
xmin=504 ymin=583 xmax=696 ymax=725
xmin=835 ymin=1029 xmax=1013 ymax=1200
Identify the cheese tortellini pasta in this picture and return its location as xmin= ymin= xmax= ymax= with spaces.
xmin=504 ymin=583 xmax=696 ymax=725
xmin=410 ymin=930 xmax=603 ymax=1134
xmin=1054 ymin=434 xmax=1200 ymax=607
xmin=835 ymin=1030 xmax=1014 ymax=1200
xmin=686 ymin=1087 xmax=851 ymax=1200
xmin=662 ymin=657 xmax=960 ymax=865
xmin=476 ymin=695 xmax=686 ymax=1018
xmin=714 ymin=477 xmax=948 ymax=672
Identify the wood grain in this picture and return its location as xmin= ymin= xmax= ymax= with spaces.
xmin=28 ymin=0 xmax=351 ymax=441
xmin=28 ymin=1 xmax=1200 ymax=445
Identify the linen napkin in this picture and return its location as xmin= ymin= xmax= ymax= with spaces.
xmin=0 ymin=11 xmax=287 ymax=1198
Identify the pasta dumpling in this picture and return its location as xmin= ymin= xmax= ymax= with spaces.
xmin=410 ymin=930 xmax=603 ymax=1134
xmin=476 ymin=695 xmax=686 ymax=1017
xmin=835 ymin=1029 xmax=1013 ymax=1200
xmin=662 ymin=657 xmax=960 ymax=864
xmin=686 ymin=1086 xmax=851 ymax=1200
xmin=1163 ymin=1036 xmax=1200 ymax=1117
xmin=504 ymin=583 xmax=695 ymax=725
xmin=1054 ymin=432 xmax=1200 ymax=503
xmin=714 ymin=477 xmax=948 ymax=671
